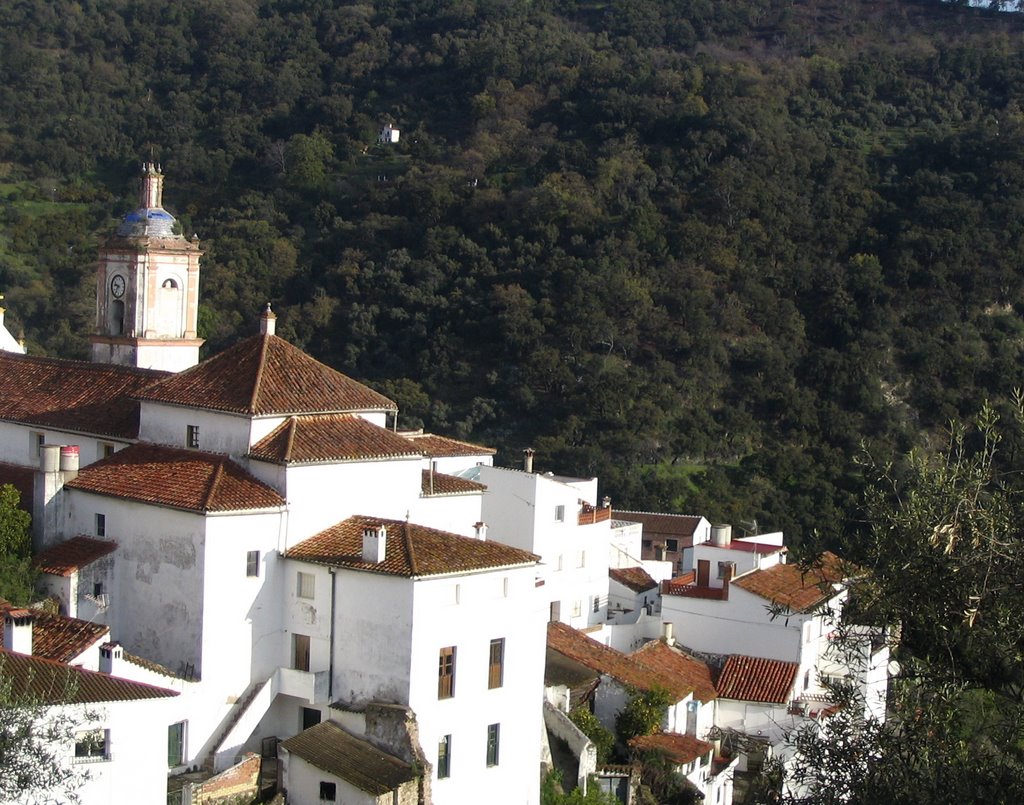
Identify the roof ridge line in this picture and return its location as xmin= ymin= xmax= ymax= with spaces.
xmin=204 ymin=458 xmax=227 ymax=511
xmin=284 ymin=416 xmax=298 ymax=462
xmin=249 ymin=334 xmax=270 ymax=413
xmin=402 ymin=520 xmax=419 ymax=576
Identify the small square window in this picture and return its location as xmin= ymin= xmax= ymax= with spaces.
xmin=302 ymin=707 xmax=321 ymax=731
xmin=666 ymin=539 xmax=679 ymax=553
xmin=186 ymin=425 xmax=199 ymax=449
xmin=93 ymin=582 xmax=103 ymax=598
xmin=297 ymin=571 xmax=315 ymax=599
xmin=99 ymin=442 xmax=115 ymax=459
xmin=319 ymin=781 xmax=337 ymax=801
xmin=95 ymin=513 xmax=106 ymax=538
xmin=717 ymin=561 xmax=735 ymax=580
xmin=246 ymin=550 xmax=260 ymax=578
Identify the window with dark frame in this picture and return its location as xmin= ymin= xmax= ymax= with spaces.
xmin=167 ymin=721 xmax=186 ymax=767
xmin=302 ymin=707 xmax=321 ymax=731
xmin=665 ymin=538 xmax=679 ymax=553
xmin=438 ymin=646 xmax=456 ymax=699
xmin=293 ymin=634 xmax=311 ymax=672
xmin=488 ymin=638 xmax=505 ymax=689
xmin=319 ymin=781 xmax=337 ymax=801
xmin=246 ymin=550 xmax=259 ymax=577
xmin=486 ymin=723 xmax=500 ymax=766
xmin=437 ymin=734 xmax=451 ymax=779
xmin=593 ymin=595 xmax=600 ymax=613
xmin=717 ymin=561 xmax=735 ymax=580
xmin=186 ymin=425 xmax=199 ymax=449
xmin=74 ymin=729 xmax=109 ymax=762
xmin=95 ymin=513 xmax=106 ymax=538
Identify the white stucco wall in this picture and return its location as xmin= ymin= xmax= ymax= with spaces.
xmin=407 ymin=491 xmax=484 ymax=538
xmin=138 ymin=402 xmax=252 ymax=456
xmin=408 ymin=565 xmax=546 ymax=805
xmin=0 ymin=423 xmax=128 ymax=470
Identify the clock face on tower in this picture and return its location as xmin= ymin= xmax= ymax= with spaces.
xmin=110 ymin=275 xmax=126 ymax=299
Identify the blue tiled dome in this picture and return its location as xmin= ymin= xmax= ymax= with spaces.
xmin=116 ymin=207 xmax=178 ymax=237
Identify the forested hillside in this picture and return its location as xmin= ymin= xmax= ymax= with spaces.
xmin=3 ymin=0 xmax=1024 ymax=548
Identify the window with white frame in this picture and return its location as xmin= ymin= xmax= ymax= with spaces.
xmin=717 ymin=561 xmax=735 ymax=579
xmin=297 ymin=571 xmax=315 ymax=599
xmin=572 ymin=599 xmax=582 ymax=618
xmin=30 ymin=431 xmax=43 ymax=458
xmin=554 ymin=505 xmax=565 ymax=522
xmin=186 ymin=424 xmax=199 ymax=449
xmin=99 ymin=442 xmax=115 ymax=460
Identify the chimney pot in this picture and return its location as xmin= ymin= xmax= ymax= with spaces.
xmin=523 ymin=448 xmax=535 ymax=474
xmin=260 ymin=303 xmax=277 ymax=336
xmin=474 ymin=521 xmax=488 ymax=540
xmin=3 ymin=610 xmax=34 ymax=655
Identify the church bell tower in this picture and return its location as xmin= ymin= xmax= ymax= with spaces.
xmin=90 ymin=163 xmax=203 ymax=372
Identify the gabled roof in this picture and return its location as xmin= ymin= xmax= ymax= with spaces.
xmin=280 ymin=721 xmax=417 ymax=795
xmin=400 ymin=431 xmax=495 ymax=457
xmin=136 ymin=334 xmax=396 ymax=416
xmin=732 ymin=552 xmax=848 ymax=613
xmin=287 ymin=515 xmax=538 ymax=578
xmin=249 ymin=414 xmax=421 ymax=464
xmin=609 ymin=566 xmax=658 ymax=593
xmin=33 ymin=536 xmax=117 ymax=577
xmin=66 ymin=443 xmax=285 ymax=513
xmin=0 ymin=648 xmax=176 ymax=703
xmin=421 ymin=469 xmax=486 ymax=496
xmin=715 ymin=655 xmax=800 ymax=704
xmin=0 ymin=351 xmax=166 ymax=438
xmin=547 ymin=623 xmax=702 ymax=703
xmin=0 ymin=599 xmax=108 ymax=663
xmin=630 ymin=641 xmax=717 ymax=703
xmin=613 ymin=511 xmax=704 ymax=539
xmin=628 ymin=732 xmax=713 ymax=766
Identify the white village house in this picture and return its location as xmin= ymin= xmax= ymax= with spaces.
xmin=0 ymin=166 xmax=888 ymax=804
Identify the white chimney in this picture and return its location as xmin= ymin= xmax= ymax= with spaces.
xmin=260 ymin=303 xmax=277 ymax=336
xmin=711 ymin=524 xmax=732 ymax=547
xmin=474 ymin=521 xmax=488 ymax=540
xmin=4 ymin=609 xmax=34 ymax=655
xmin=661 ymin=622 xmax=675 ymax=646
xmin=362 ymin=525 xmax=387 ymax=563
xmin=523 ymin=448 xmax=535 ymax=473
xmin=99 ymin=642 xmax=124 ymax=674
xmin=59 ymin=445 xmax=79 ymax=480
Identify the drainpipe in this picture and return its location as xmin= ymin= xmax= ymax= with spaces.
xmin=328 ymin=567 xmax=337 ymax=701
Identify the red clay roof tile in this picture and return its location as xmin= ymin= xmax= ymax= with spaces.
xmin=609 ymin=566 xmax=658 ymax=594
xmin=715 ymin=655 xmax=800 ymax=704
xmin=732 ymin=552 xmax=848 ymax=613
xmin=547 ymin=623 xmax=707 ymax=703
xmin=249 ymin=414 xmax=421 ymax=464
xmin=33 ymin=536 xmax=117 ymax=577
xmin=612 ymin=511 xmax=704 ymax=539
xmin=0 ymin=648 xmax=176 ymax=703
xmin=65 ymin=443 xmax=285 ymax=513
xmin=420 ymin=469 xmax=485 ymax=496
xmin=400 ymin=432 xmax=495 ymax=457
xmin=136 ymin=334 xmax=395 ymax=415
xmin=630 ymin=641 xmax=717 ymax=703
xmin=0 ymin=600 xmax=108 ymax=663
xmin=628 ymin=732 xmax=713 ymax=766
xmin=287 ymin=515 xmax=537 ymax=577
xmin=0 ymin=352 xmax=166 ymax=438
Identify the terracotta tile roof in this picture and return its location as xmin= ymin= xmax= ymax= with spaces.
xmin=0 ymin=648 xmax=177 ymax=703
xmin=421 ymin=469 xmax=486 ymax=496
xmin=630 ymin=641 xmax=717 ymax=703
xmin=0 ymin=462 xmax=34 ymax=512
xmin=249 ymin=414 xmax=421 ymax=464
xmin=0 ymin=351 xmax=166 ymax=438
xmin=715 ymin=655 xmax=799 ymax=704
xmin=701 ymin=540 xmax=783 ymax=554
xmin=400 ymin=431 xmax=495 ymax=457
xmin=613 ymin=511 xmax=704 ymax=540
xmin=65 ymin=443 xmax=285 ymax=513
xmin=547 ymin=623 xmax=700 ymax=703
xmin=732 ymin=552 xmax=848 ymax=612
xmin=136 ymin=334 xmax=396 ymax=416
xmin=33 ymin=537 xmax=117 ymax=577
xmin=628 ymin=732 xmax=713 ymax=766
xmin=609 ymin=566 xmax=658 ymax=594
xmin=280 ymin=721 xmax=417 ymax=795
xmin=287 ymin=515 xmax=538 ymax=578
xmin=123 ymin=650 xmax=184 ymax=680
xmin=32 ymin=614 xmax=109 ymax=662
